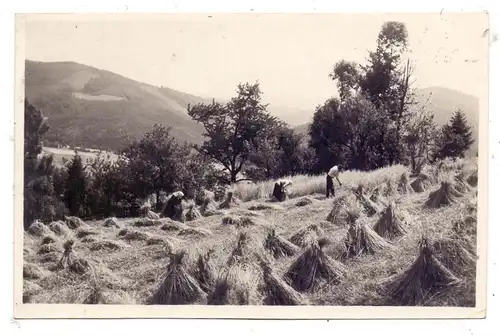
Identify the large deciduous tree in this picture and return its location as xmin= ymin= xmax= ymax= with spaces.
xmin=187 ymin=82 xmax=277 ymax=183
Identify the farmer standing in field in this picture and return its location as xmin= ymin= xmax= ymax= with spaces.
xmin=326 ymin=164 xmax=343 ymax=198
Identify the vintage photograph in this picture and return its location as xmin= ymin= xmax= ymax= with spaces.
xmin=15 ymin=12 xmax=488 ymax=317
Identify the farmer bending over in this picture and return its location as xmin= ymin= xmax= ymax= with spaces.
xmin=326 ymin=164 xmax=343 ymax=198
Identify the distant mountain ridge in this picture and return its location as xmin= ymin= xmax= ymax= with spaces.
xmin=25 ymin=60 xmax=480 ymax=155
xmin=25 ymin=60 xmax=213 ymax=151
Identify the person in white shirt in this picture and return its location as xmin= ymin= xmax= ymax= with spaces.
xmin=326 ymin=164 xmax=343 ymax=198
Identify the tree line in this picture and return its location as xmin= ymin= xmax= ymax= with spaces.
xmin=23 ymin=21 xmax=474 ymax=228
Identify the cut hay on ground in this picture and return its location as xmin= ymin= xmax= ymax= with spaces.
xmin=160 ymin=219 xmax=190 ymax=232
xmin=149 ymin=251 xmax=206 ymax=305
xmin=431 ymin=236 xmax=476 ymax=276
xmin=385 ymin=238 xmax=461 ymax=306
xmin=90 ymin=239 xmax=126 ymax=252
xmin=48 ymin=220 xmax=72 ymax=236
xmin=425 ymin=181 xmax=464 ymax=208
xmin=28 ymin=220 xmax=51 ymax=237
xmin=344 ymin=218 xmax=392 ymax=258
xmin=295 ymin=197 xmax=315 ymax=207
xmin=132 ymin=218 xmax=159 ymax=227
xmin=221 ymin=215 xmax=257 ymax=228
xmin=103 ymin=217 xmax=121 ymax=228
xmin=284 ymin=239 xmax=347 ymax=292
xmin=193 ymin=249 xmax=217 ymax=293
xmin=397 ymin=172 xmax=414 ymax=194
xmin=117 ymin=228 xmax=151 ymax=241
xmin=257 ymin=254 xmax=306 ymax=305
xmin=467 ymin=170 xmax=478 ymax=187
xmin=219 ymin=191 xmax=242 ymax=209
xmin=207 ymin=263 xmax=260 ymax=305
xmin=177 ymin=227 xmax=212 ymax=238
xmin=247 ymin=203 xmax=283 ymax=211
xmin=264 ymin=228 xmax=300 ymax=259
xmin=373 ymin=201 xmax=408 ymax=239
xmin=39 ymin=252 xmax=59 ymax=263
xmin=289 ymin=223 xmax=325 ymax=247
xmin=410 ymin=173 xmax=433 ymax=193
xmin=65 ymin=216 xmax=86 ymax=229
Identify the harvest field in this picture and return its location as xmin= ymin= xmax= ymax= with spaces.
xmin=22 ymin=158 xmax=479 ymax=306
xmin=41 ymin=147 xmax=119 ymax=167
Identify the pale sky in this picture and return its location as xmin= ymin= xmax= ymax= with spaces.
xmin=23 ymin=13 xmax=488 ymax=110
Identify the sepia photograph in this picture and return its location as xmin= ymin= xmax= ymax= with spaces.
xmin=13 ymin=12 xmax=488 ymax=318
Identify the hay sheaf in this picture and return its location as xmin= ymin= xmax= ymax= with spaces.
xmin=90 ymin=239 xmax=127 ymax=252
xmin=117 ymin=228 xmax=152 ymax=241
xmin=222 ymin=215 xmax=257 ymax=228
xmin=383 ymin=178 xmax=396 ymax=197
xmin=149 ymin=251 xmax=206 ymax=305
xmin=467 ymin=171 xmax=478 ymax=187
xmin=284 ymin=239 xmax=347 ymax=292
xmin=425 ymin=181 xmax=464 ymax=208
xmin=344 ymin=218 xmax=392 ymax=258
xmin=289 ymin=223 xmax=325 ymax=247
xmin=65 ymin=216 xmax=86 ymax=229
xmin=432 ymin=237 xmax=476 ymax=276
xmin=227 ymin=232 xmax=260 ymax=267
xmin=256 ymin=255 xmax=307 ymax=305
xmin=40 ymin=234 xmax=58 ymax=245
xmin=54 ymin=240 xmax=91 ymax=275
xmin=185 ymin=204 xmax=202 ymax=221
xmin=103 ymin=217 xmax=121 ymax=228
xmin=23 ymin=263 xmax=45 ymax=280
xmin=373 ymin=201 xmax=408 ymax=239
xmin=76 ymin=227 xmax=98 ymax=239
xmin=397 ymin=172 xmax=414 ymax=194
xmin=452 ymin=215 xmax=477 ymax=239
xmin=385 ymin=238 xmax=461 ymax=306
xmin=410 ymin=173 xmax=433 ymax=193
xmin=28 ymin=220 xmax=51 ymax=237
xmin=219 ymin=191 xmax=242 ymax=209
xmin=193 ymin=249 xmax=217 ymax=293
xmin=132 ymin=218 xmax=160 ymax=227
xmin=326 ymin=194 xmax=358 ymax=226
xmin=295 ymin=197 xmax=315 ymax=207
xmin=369 ymin=186 xmax=388 ymax=206
xmin=177 ymin=227 xmax=212 ymax=238
xmin=160 ymin=219 xmax=190 ymax=232
xmin=38 ymin=243 xmax=62 ymax=255
xmin=207 ymin=263 xmax=261 ymax=305
xmin=248 ymin=203 xmax=283 ymax=211
xmin=264 ymin=229 xmax=300 ymax=259
xmin=48 ymin=220 xmax=72 ymax=236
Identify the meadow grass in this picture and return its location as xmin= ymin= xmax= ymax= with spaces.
xmin=22 ymin=159 xmax=478 ymax=306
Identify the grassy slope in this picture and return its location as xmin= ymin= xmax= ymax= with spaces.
xmin=25 ymin=60 xmax=211 ymax=151
xmin=23 ymin=159 xmax=478 ymax=306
